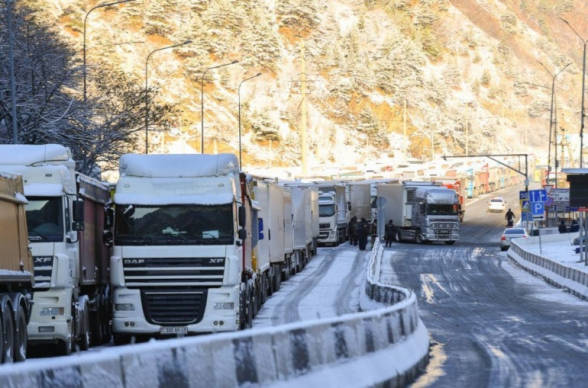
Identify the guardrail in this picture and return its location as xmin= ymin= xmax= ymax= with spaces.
xmin=0 ymin=240 xmax=430 ymax=387
xmin=509 ymin=233 xmax=588 ymax=300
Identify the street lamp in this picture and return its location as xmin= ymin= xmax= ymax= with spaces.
xmin=538 ymin=61 xmax=571 ymax=185
xmin=561 ymin=18 xmax=587 ymax=168
xmin=83 ymin=0 xmax=135 ymax=107
xmin=238 ymin=73 xmax=261 ymax=169
xmin=144 ymin=40 xmax=192 ymax=154
xmin=200 ymin=60 xmax=239 ymax=153
xmin=5 ymin=0 xmax=17 ymax=143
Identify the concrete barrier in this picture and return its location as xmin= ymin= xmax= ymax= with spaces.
xmin=508 ymin=232 xmax=588 ymax=300
xmin=0 ymin=239 xmax=430 ymax=387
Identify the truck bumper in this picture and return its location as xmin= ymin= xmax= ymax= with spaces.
xmin=112 ymin=285 xmax=240 ymax=335
xmin=318 ymin=229 xmax=338 ymax=243
xmin=27 ymin=288 xmax=73 ymax=345
xmin=424 ymin=232 xmax=460 ymax=241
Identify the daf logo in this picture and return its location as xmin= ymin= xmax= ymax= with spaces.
xmin=124 ymin=259 xmax=145 ymax=265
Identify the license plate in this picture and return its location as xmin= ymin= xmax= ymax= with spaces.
xmin=160 ymin=326 xmax=188 ymax=335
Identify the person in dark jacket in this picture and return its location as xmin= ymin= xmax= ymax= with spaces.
xmin=505 ymin=208 xmax=515 ymax=227
xmin=349 ymin=216 xmax=358 ymax=245
xmin=570 ymin=219 xmax=579 ymax=233
xmin=357 ymin=217 xmax=369 ymax=251
xmin=384 ymin=220 xmax=395 ymax=247
xmin=559 ymin=220 xmax=568 ymax=234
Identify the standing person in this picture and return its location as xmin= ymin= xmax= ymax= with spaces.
xmin=505 ymin=208 xmax=515 ymax=227
xmin=358 ymin=217 xmax=369 ymax=251
xmin=349 ymin=216 xmax=358 ymax=245
xmin=385 ymin=220 xmax=395 ymax=247
xmin=559 ymin=220 xmax=568 ymax=234
xmin=370 ymin=219 xmax=378 ymax=248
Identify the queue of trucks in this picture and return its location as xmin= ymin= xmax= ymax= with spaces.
xmin=0 ymin=143 xmax=465 ymax=363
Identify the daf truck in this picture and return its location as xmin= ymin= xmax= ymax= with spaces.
xmin=378 ymin=181 xmax=460 ymax=244
xmin=105 ymin=153 xmax=261 ymax=342
xmin=0 ymin=171 xmax=34 ymax=363
xmin=0 ymin=144 xmax=112 ymax=355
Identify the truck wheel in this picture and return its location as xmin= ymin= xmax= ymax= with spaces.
xmin=13 ymin=301 xmax=27 ymax=362
xmin=0 ymin=309 xmax=4 ymax=364
xmin=415 ymin=230 xmax=423 ymax=244
xmin=78 ymin=297 xmax=91 ymax=351
xmin=113 ymin=334 xmax=131 ymax=346
xmin=58 ymin=339 xmax=72 ymax=356
xmin=245 ymin=287 xmax=253 ymax=329
xmin=0 ymin=296 xmax=14 ymax=363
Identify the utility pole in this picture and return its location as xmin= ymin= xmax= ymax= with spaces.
xmin=6 ymin=0 xmax=18 ymax=143
xmin=300 ymin=40 xmax=308 ymax=176
xmin=403 ymin=99 xmax=407 ymax=161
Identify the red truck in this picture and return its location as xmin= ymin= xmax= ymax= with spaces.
xmin=434 ymin=177 xmax=467 ymax=222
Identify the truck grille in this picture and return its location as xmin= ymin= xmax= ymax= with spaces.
xmin=122 ymin=257 xmax=225 ymax=288
xmin=142 ymin=289 xmax=207 ymax=325
xmin=319 ymin=223 xmax=330 ymax=229
xmin=32 ymin=256 xmax=53 ymax=290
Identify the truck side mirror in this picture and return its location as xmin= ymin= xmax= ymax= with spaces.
xmin=238 ymin=228 xmax=247 ymax=240
xmin=103 ymin=230 xmax=113 ymax=247
xmin=347 ymin=201 xmax=351 ymax=211
xmin=104 ymin=206 xmax=114 ymax=229
xmin=73 ymin=199 xmax=85 ymax=231
xmin=239 ymin=206 xmax=246 ymax=227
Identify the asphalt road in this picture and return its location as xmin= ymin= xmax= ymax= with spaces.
xmin=380 ymin=184 xmax=588 ymax=388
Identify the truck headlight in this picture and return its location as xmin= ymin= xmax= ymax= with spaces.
xmin=115 ymin=303 xmax=135 ymax=311
xmin=213 ymin=302 xmax=235 ymax=310
xmin=39 ymin=307 xmax=65 ymax=316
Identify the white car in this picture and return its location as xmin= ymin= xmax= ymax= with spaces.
xmin=500 ymin=227 xmax=528 ymax=251
xmin=488 ymin=197 xmax=506 ymax=212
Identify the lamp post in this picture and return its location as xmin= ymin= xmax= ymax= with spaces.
xmin=144 ymin=40 xmax=192 ymax=154
xmin=238 ymin=73 xmax=261 ymax=169
xmin=200 ymin=60 xmax=239 ymax=153
xmin=561 ymin=18 xmax=587 ymax=168
xmin=5 ymin=0 xmax=17 ymax=143
xmin=83 ymin=0 xmax=135 ymax=108
xmin=538 ymin=61 xmax=571 ymax=184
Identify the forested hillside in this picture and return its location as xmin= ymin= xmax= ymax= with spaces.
xmin=1 ymin=0 xmax=587 ymax=175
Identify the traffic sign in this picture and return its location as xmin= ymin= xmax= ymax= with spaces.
xmin=529 ymin=189 xmax=547 ymax=203
xmin=519 ymin=191 xmax=529 ymax=200
xmin=545 ymin=196 xmax=554 ymax=207
xmin=521 ymin=200 xmax=529 ymax=212
xmin=531 ymin=201 xmax=545 ymax=220
xmin=522 ymin=211 xmax=534 ymax=221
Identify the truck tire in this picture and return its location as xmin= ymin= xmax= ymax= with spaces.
xmin=13 ymin=300 xmax=27 ymax=362
xmin=78 ymin=296 xmax=90 ymax=351
xmin=113 ymin=334 xmax=131 ymax=346
xmin=58 ymin=339 xmax=72 ymax=356
xmin=415 ymin=229 xmax=423 ymax=244
xmin=0 ymin=309 xmax=3 ymax=364
xmin=0 ymin=296 xmax=14 ymax=363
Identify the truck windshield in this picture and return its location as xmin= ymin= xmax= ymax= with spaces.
xmin=319 ymin=204 xmax=336 ymax=217
xmin=426 ymin=204 xmax=458 ymax=216
xmin=114 ymin=204 xmax=234 ymax=245
xmin=25 ymin=197 xmax=65 ymax=242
